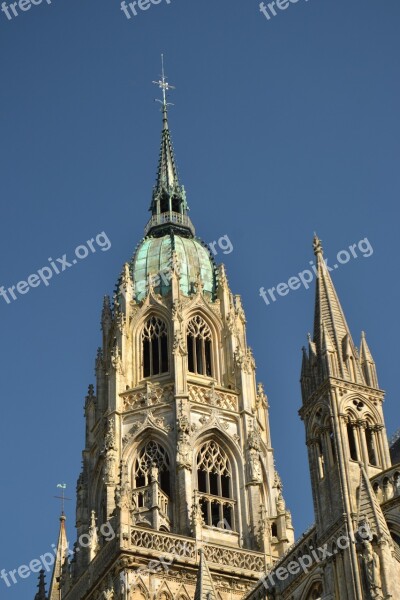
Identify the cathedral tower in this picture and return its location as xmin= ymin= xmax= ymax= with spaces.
xmin=300 ymin=235 xmax=399 ymax=599
xmin=45 ymin=64 xmax=294 ymax=600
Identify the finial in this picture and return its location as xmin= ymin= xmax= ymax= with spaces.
xmin=54 ymin=483 xmax=71 ymax=517
xmin=313 ymin=233 xmax=323 ymax=256
xmin=153 ymin=54 xmax=175 ymax=121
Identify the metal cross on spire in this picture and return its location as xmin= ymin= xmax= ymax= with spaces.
xmin=153 ymin=54 xmax=175 ymax=111
xmin=54 ymin=483 xmax=71 ymax=516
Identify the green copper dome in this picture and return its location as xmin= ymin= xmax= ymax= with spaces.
xmin=132 ymin=233 xmax=217 ymax=302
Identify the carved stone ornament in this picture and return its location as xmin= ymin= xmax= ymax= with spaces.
xmin=361 ymin=540 xmax=383 ymax=599
xmin=234 ymin=347 xmax=255 ymax=374
xmin=248 ymin=447 xmax=262 ymax=483
xmin=256 ymin=382 xmax=268 ymax=407
xmin=173 ymin=330 xmax=187 ymax=356
xmin=176 ymin=414 xmax=196 ymax=470
xmin=276 ymin=492 xmax=286 ymax=514
xmin=247 ymin=423 xmax=262 ymax=452
xmin=191 ymin=498 xmax=205 ymax=531
xmin=110 ymin=345 xmax=124 ymax=375
xmin=114 ymin=460 xmax=131 ymax=511
xmin=123 ymin=411 xmax=172 ymax=446
xmin=199 ymin=409 xmax=229 ymax=431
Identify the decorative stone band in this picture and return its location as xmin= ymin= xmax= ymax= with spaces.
xmin=122 ymin=383 xmax=175 ymax=412
xmin=188 ymin=383 xmax=238 ymax=412
xmin=129 ymin=526 xmax=265 ymax=574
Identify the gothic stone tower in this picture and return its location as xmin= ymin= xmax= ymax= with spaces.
xmin=47 ymin=74 xmax=294 ymax=600
xmin=300 ymin=237 xmax=400 ymax=600
xmin=299 ymin=236 xmax=400 ymax=599
xmin=243 ymin=237 xmax=400 ymax=600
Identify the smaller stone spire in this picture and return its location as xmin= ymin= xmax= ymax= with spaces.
xmin=357 ymin=465 xmax=390 ymax=542
xmin=49 ymin=514 xmax=69 ymax=600
xmin=360 ymin=331 xmax=379 ymax=388
xmin=34 ymin=570 xmax=48 ymax=600
xmin=194 ymin=550 xmax=218 ymax=600
xmin=311 ymin=234 xmax=364 ymax=383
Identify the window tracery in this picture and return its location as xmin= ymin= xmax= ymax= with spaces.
xmin=187 ymin=316 xmax=213 ymax=376
xmin=142 ymin=316 xmax=169 ymax=378
xmin=134 ymin=441 xmax=171 ymax=497
xmin=196 ymin=441 xmax=235 ymax=529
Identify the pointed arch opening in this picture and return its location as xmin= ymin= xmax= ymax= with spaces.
xmin=132 ymin=440 xmax=172 ymax=528
xmin=134 ymin=440 xmax=171 ymax=496
xmin=187 ymin=315 xmax=213 ymax=377
xmin=306 ymin=582 xmax=323 ymax=600
xmin=142 ymin=316 xmax=169 ymax=378
xmin=196 ymin=440 xmax=235 ymax=530
xmin=365 ymin=425 xmax=379 ymax=467
xmin=347 ymin=422 xmax=358 ymax=461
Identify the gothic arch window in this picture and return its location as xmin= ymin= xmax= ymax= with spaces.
xmin=317 ymin=438 xmax=325 ymax=479
xmin=347 ymin=422 xmax=358 ymax=461
xmin=307 ymin=582 xmax=323 ymax=600
xmin=142 ymin=316 xmax=169 ymax=378
xmin=187 ymin=315 xmax=213 ymax=377
xmin=133 ymin=441 xmax=171 ymax=497
xmin=327 ymin=423 xmax=336 ymax=465
xmin=196 ymin=440 xmax=235 ymax=530
xmin=365 ymin=424 xmax=379 ymax=467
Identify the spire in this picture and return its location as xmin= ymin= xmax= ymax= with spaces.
xmin=34 ymin=570 xmax=48 ymax=600
xmin=152 ymin=55 xmax=179 ymax=200
xmin=49 ymin=514 xmax=69 ymax=600
xmin=146 ymin=55 xmax=193 ymax=238
xmin=194 ymin=550 xmax=218 ymax=600
xmin=360 ymin=331 xmax=379 ymax=388
xmin=357 ymin=465 xmax=390 ymax=542
xmin=311 ymin=234 xmax=364 ymax=383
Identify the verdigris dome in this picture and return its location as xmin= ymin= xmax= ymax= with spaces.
xmin=132 ymin=233 xmax=217 ymax=302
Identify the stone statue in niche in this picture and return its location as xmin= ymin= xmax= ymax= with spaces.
xmin=176 ymin=414 xmax=195 ymax=470
xmin=150 ymin=462 xmax=159 ymax=484
xmin=248 ymin=448 xmax=262 ymax=483
xmin=276 ymin=492 xmax=286 ymax=514
xmin=361 ymin=540 xmax=383 ymax=599
xmin=103 ymin=418 xmax=117 ymax=485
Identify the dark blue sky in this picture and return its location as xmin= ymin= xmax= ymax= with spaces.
xmin=1 ymin=0 xmax=399 ymax=597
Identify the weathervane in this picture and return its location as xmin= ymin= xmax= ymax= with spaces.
xmin=152 ymin=54 xmax=175 ymax=111
xmin=54 ymin=483 xmax=71 ymax=516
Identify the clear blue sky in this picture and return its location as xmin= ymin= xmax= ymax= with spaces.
xmin=1 ymin=0 xmax=399 ymax=597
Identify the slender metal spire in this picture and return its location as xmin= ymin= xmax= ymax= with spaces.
xmin=151 ymin=55 xmax=181 ymax=200
xmin=153 ymin=53 xmax=175 ymax=117
xmin=146 ymin=56 xmax=193 ymax=237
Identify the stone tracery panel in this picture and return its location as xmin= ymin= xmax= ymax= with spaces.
xmin=122 ymin=384 xmax=174 ymax=412
xmin=188 ymin=383 xmax=238 ymax=411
